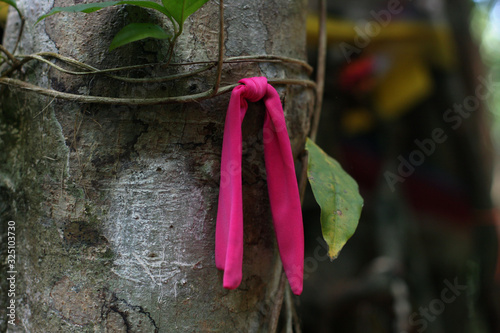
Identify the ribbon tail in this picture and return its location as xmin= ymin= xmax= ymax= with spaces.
xmin=263 ymin=84 xmax=304 ymax=295
xmin=215 ymin=86 xmax=247 ymax=290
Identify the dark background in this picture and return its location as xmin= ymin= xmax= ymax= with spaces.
xmin=299 ymin=0 xmax=500 ymax=332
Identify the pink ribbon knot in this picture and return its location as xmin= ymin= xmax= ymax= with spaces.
xmin=215 ymin=77 xmax=304 ymax=295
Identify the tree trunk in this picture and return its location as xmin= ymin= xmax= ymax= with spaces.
xmin=0 ymin=0 xmax=313 ymax=331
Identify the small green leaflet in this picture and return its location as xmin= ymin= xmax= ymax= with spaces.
xmin=305 ymin=138 xmax=363 ymax=260
xmin=109 ymin=23 xmax=170 ymax=51
xmin=161 ymin=0 xmax=209 ymax=26
xmin=36 ymin=1 xmax=173 ymax=24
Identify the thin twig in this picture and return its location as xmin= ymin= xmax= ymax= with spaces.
xmin=33 ymin=96 xmax=56 ymax=118
xmin=12 ymin=17 xmax=25 ymax=54
xmin=0 ymin=45 xmax=20 ymax=66
xmin=17 ymin=52 xmax=312 ymax=74
xmin=269 ymin=272 xmax=287 ymax=333
xmin=6 ymin=52 xmax=311 ymax=84
xmin=167 ymin=56 xmax=311 ymax=70
xmin=291 ymin=289 xmax=302 ymax=333
xmin=298 ymin=0 xmax=327 ymax=200
xmin=164 ymin=33 xmax=178 ymax=66
xmin=309 ymin=0 xmax=327 ymax=142
xmin=227 ymin=55 xmax=313 ymax=74
xmin=0 ymin=57 xmax=29 ymax=78
xmin=298 ymin=152 xmax=309 ymax=204
xmin=0 ymin=77 xmax=316 ymax=105
xmin=34 ymin=51 xmax=163 ymax=72
xmin=18 ymin=54 xmax=215 ymax=82
xmin=113 ymin=64 xmax=214 ymax=82
xmin=212 ymin=0 xmax=224 ymax=95
xmin=0 ymin=77 xmax=236 ymax=105
xmin=284 ymin=287 xmax=293 ymax=333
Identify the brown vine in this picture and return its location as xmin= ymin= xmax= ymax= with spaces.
xmin=0 ymin=0 xmax=314 ymax=105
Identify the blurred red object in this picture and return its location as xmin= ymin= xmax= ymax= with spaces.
xmin=339 ymin=56 xmax=376 ymax=93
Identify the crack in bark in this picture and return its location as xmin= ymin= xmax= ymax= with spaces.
xmin=103 ymin=291 xmax=160 ymax=333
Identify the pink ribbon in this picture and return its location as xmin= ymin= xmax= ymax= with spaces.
xmin=215 ymin=77 xmax=304 ymax=295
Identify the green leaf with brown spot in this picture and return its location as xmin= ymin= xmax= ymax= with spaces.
xmin=305 ymin=138 xmax=363 ymax=259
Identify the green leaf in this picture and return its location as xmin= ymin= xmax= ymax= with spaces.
xmin=37 ymin=1 xmax=173 ymax=25
xmin=0 ymin=0 xmax=22 ymax=18
xmin=109 ymin=22 xmax=170 ymax=51
xmin=161 ymin=0 xmax=209 ymax=26
xmin=305 ymin=138 xmax=363 ymax=260
xmin=0 ymin=0 xmax=16 ymax=8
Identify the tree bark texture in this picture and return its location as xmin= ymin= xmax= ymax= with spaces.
xmin=0 ymin=0 xmax=313 ymax=331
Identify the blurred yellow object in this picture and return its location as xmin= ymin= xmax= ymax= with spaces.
xmin=0 ymin=3 xmax=8 ymax=28
xmin=306 ymin=14 xmax=456 ymax=70
xmin=341 ymin=108 xmax=375 ymax=135
xmin=306 ymin=13 xmax=458 ymax=121
xmin=374 ymin=55 xmax=433 ymax=119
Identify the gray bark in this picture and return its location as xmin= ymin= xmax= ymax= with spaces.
xmin=0 ymin=0 xmax=313 ymax=331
